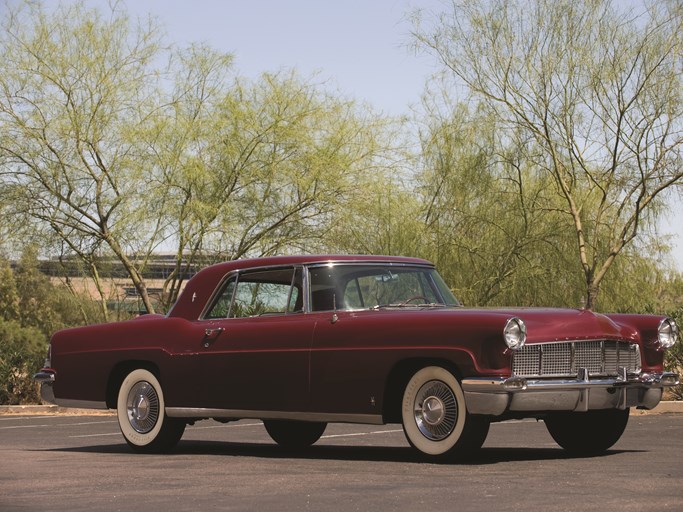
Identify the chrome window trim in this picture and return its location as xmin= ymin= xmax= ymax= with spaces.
xmin=302 ymin=263 xmax=311 ymax=313
xmin=199 ymin=270 xmax=237 ymax=320
xmin=199 ymin=264 xmax=306 ymax=320
xmin=199 ymin=260 xmax=447 ymax=319
xmin=305 ymin=260 xmax=435 ymax=268
xmin=305 ymin=262 xmax=456 ymax=313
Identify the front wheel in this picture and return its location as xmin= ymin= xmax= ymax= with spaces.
xmin=401 ymin=366 xmax=490 ymax=459
xmin=544 ymin=408 xmax=630 ymax=455
xmin=264 ymin=420 xmax=327 ymax=448
xmin=116 ymin=368 xmax=185 ymax=453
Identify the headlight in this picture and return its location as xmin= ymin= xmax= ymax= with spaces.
xmin=657 ymin=318 xmax=679 ymax=350
xmin=504 ymin=317 xmax=527 ymax=350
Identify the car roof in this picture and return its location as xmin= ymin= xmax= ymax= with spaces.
xmin=202 ymin=254 xmax=431 ymax=272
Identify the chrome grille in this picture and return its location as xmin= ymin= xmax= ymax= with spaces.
xmin=512 ymin=340 xmax=641 ymax=378
xmin=575 ymin=341 xmax=603 ymax=373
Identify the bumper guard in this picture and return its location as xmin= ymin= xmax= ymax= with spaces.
xmin=33 ymin=370 xmax=57 ymax=405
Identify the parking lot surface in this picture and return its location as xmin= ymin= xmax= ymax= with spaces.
xmin=1 ymin=413 xmax=681 ymax=511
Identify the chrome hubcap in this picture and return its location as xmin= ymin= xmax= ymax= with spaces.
xmin=126 ymin=381 xmax=159 ymax=434
xmin=422 ymin=397 xmax=445 ymax=425
xmin=414 ymin=380 xmax=457 ymax=441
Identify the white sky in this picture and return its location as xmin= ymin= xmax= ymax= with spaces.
xmin=15 ymin=0 xmax=683 ymax=269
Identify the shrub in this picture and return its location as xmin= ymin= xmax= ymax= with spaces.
xmin=664 ymin=308 xmax=683 ymax=400
xmin=0 ymin=252 xmax=105 ymax=405
xmin=0 ymin=319 xmax=46 ymax=405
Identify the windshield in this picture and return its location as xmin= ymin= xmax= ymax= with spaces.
xmin=308 ymin=264 xmax=460 ymax=311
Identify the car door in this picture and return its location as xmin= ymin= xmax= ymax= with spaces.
xmin=309 ymin=310 xmax=388 ymax=419
xmin=308 ymin=265 xmax=446 ymax=419
xmin=195 ymin=266 xmax=314 ymax=412
xmin=306 ymin=265 xmax=405 ymax=419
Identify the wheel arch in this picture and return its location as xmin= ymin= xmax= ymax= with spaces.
xmin=106 ymin=360 xmax=161 ymax=409
xmin=382 ymin=357 xmax=465 ymax=424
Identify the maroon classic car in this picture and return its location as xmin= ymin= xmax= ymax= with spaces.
xmin=35 ymin=255 xmax=679 ymax=458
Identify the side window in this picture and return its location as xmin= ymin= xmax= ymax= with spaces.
xmin=204 ymin=267 xmax=302 ymax=319
xmin=232 ymin=280 xmax=290 ymax=317
xmin=309 ymin=267 xmax=342 ymax=311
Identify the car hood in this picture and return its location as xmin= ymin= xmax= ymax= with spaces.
xmin=467 ymin=307 xmax=638 ymax=344
xmin=361 ymin=306 xmax=639 ymax=345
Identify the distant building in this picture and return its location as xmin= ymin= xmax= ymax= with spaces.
xmin=18 ymin=254 xmax=205 ymax=314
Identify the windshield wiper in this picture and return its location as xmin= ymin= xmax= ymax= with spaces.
xmin=371 ymin=303 xmax=448 ymax=310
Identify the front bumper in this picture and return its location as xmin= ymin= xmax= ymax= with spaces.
xmin=462 ymin=369 xmax=679 ymax=416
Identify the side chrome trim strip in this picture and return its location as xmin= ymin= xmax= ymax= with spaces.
xmin=54 ymin=398 xmax=109 ymax=410
xmin=165 ymin=407 xmax=385 ymax=425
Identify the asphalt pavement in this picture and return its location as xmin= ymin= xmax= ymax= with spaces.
xmin=1 ymin=413 xmax=682 ymax=511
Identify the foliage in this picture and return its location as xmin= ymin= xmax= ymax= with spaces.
xmin=0 ymin=319 xmax=45 ymax=405
xmin=658 ymin=277 xmax=683 ymax=400
xmin=412 ymin=0 xmax=683 ymax=309
xmin=0 ymin=0 xmax=164 ymax=313
xmin=0 ymin=251 xmax=104 ymax=405
xmin=324 ymin=159 xmax=425 ymax=257
xmin=414 ymin=101 xmax=580 ymax=306
xmin=0 ymin=0 xmax=682 ymax=403
xmin=665 ymin=306 xmax=683 ymax=400
xmin=0 ymin=2 xmax=397 ymax=314
xmin=141 ymin=67 xmax=396 ymax=310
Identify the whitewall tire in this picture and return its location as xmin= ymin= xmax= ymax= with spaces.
xmin=116 ymin=368 xmax=185 ymax=453
xmin=402 ymin=366 xmax=489 ymax=459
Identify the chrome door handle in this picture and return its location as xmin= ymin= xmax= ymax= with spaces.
xmin=203 ymin=327 xmax=224 ymax=347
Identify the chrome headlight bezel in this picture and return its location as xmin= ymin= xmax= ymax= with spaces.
xmin=504 ymin=317 xmax=527 ymax=350
xmin=657 ymin=318 xmax=679 ymax=350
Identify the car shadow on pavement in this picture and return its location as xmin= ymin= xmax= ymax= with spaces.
xmin=40 ymin=441 xmax=642 ymax=465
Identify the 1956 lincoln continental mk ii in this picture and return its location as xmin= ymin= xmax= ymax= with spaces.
xmin=35 ymin=255 xmax=680 ymax=458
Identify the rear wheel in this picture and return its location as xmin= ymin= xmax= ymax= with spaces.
xmin=116 ymin=368 xmax=185 ymax=453
xmin=544 ymin=408 xmax=630 ymax=455
xmin=401 ymin=366 xmax=490 ymax=459
xmin=264 ymin=419 xmax=327 ymax=448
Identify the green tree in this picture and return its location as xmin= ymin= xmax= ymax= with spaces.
xmin=413 ymin=0 xmax=683 ymax=309
xmin=0 ymin=319 xmax=45 ymax=405
xmin=206 ymin=72 xmax=399 ymax=257
xmin=0 ymin=1 xmax=164 ymax=313
xmin=325 ymin=167 xmax=425 ymax=257
xmin=0 ymin=250 xmax=105 ymax=404
xmin=0 ymin=2 xmax=398 ymax=314
xmin=665 ymin=303 xmax=683 ymax=400
xmin=140 ymin=66 xmax=395 ymax=310
xmin=0 ymin=259 xmax=20 ymax=321
xmin=0 ymin=253 xmax=50 ymax=405
xmin=413 ymin=95 xmax=577 ymax=306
